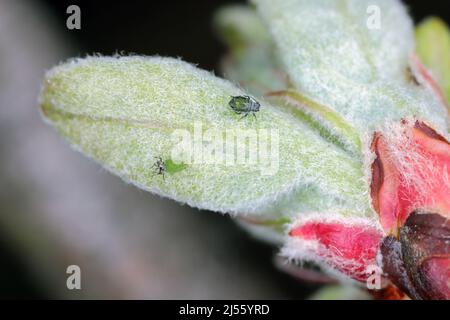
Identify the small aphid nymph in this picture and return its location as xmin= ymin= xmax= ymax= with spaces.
xmin=228 ymin=95 xmax=260 ymax=119
xmin=152 ymin=156 xmax=166 ymax=179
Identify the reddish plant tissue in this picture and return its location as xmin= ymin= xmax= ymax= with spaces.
xmin=421 ymin=258 xmax=450 ymax=299
xmin=382 ymin=212 xmax=450 ymax=299
xmin=289 ymin=222 xmax=382 ymax=282
xmin=371 ymin=120 xmax=450 ymax=235
xmin=373 ymin=120 xmax=450 ymax=299
xmin=289 ymin=119 xmax=450 ymax=299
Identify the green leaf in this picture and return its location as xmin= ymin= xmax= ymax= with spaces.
xmin=253 ymin=0 xmax=448 ymax=133
xmin=213 ymin=4 xmax=271 ymax=49
xmin=416 ymin=17 xmax=450 ymax=105
xmin=214 ymin=5 xmax=287 ymax=97
xmin=309 ymin=285 xmax=372 ymax=300
xmin=267 ymin=90 xmax=362 ymax=154
xmin=221 ymin=46 xmax=288 ymax=98
xmin=40 ymin=56 xmax=369 ymax=217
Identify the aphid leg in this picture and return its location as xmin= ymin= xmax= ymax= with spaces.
xmin=239 ymin=113 xmax=249 ymax=120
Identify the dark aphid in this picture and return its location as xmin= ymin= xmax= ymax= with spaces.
xmin=152 ymin=156 xmax=166 ymax=179
xmin=228 ymin=95 xmax=260 ymax=119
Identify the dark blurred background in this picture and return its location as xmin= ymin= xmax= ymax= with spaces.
xmin=0 ymin=0 xmax=448 ymax=299
xmin=40 ymin=0 xmax=450 ymax=71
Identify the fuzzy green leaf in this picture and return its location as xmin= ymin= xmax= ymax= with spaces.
xmin=213 ymin=4 xmax=271 ymax=49
xmin=253 ymin=0 xmax=448 ymax=133
xmin=267 ymin=90 xmax=362 ymax=154
xmin=214 ymin=5 xmax=287 ymax=97
xmin=416 ymin=17 xmax=450 ymax=105
xmin=40 ymin=56 xmax=369 ymax=217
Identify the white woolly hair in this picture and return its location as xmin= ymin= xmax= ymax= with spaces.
xmin=365 ymin=117 xmax=449 ymax=208
xmin=281 ymin=213 xmax=382 ymax=284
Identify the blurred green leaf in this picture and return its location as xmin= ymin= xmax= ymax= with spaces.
xmin=416 ymin=17 xmax=450 ymax=104
xmin=309 ymin=285 xmax=372 ymax=300
xmin=214 ymin=5 xmax=288 ymax=97
xmin=213 ymin=4 xmax=271 ymax=48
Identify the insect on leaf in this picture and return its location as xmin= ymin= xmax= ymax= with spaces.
xmin=40 ymin=56 xmax=368 ymax=217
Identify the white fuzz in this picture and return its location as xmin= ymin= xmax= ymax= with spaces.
xmin=40 ymin=56 xmax=370 ymax=218
xmin=377 ymin=117 xmax=449 ymax=205
xmin=253 ymin=0 xmax=449 ymax=132
xmin=281 ymin=212 xmax=381 ymax=283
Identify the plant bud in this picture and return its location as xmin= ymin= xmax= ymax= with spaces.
xmin=381 ymin=212 xmax=450 ymax=300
